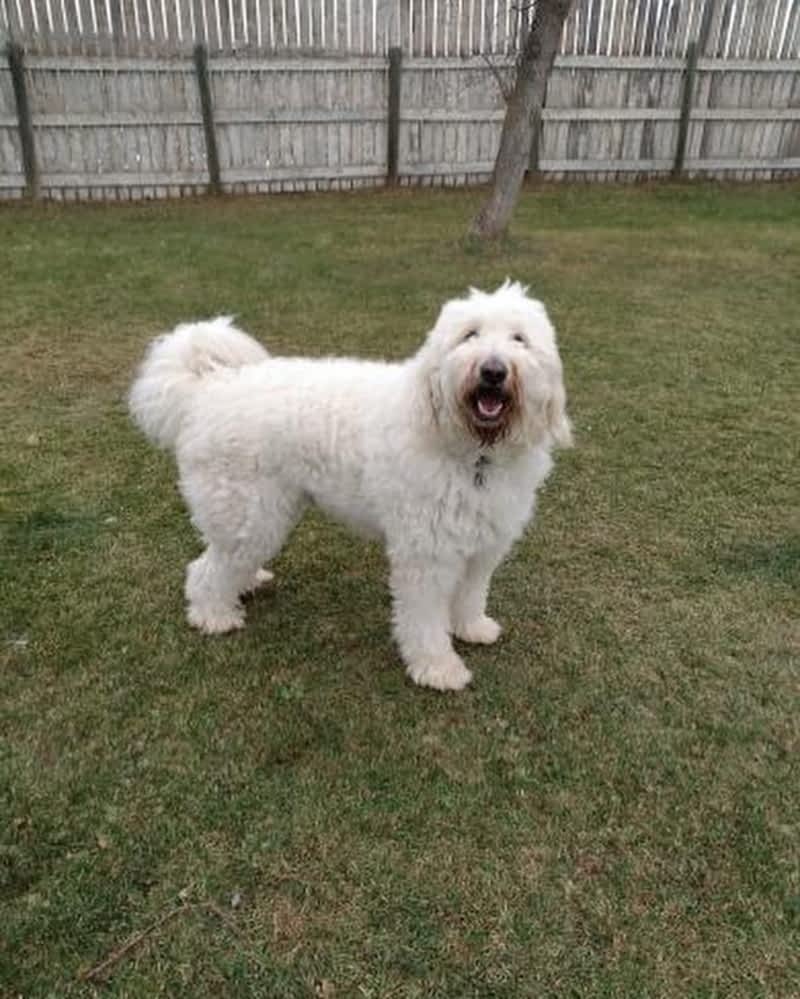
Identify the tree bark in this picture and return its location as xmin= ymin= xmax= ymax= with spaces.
xmin=469 ymin=0 xmax=574 ymax=241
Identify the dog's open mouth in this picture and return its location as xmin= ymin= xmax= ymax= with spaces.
xmin=470 ymin=387 xmax=510 ymax=425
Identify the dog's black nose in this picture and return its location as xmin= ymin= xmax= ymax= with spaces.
xmin=479 ymin=358 xmax=508 ymax=386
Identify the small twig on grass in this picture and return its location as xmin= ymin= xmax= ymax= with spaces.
xmin=199 ymin=900 xmax=248 ymax=942
xmin=78 ymin=900 xmax=251 ymax=983
xmin=79 ymin=903 xmax=191 ymax=982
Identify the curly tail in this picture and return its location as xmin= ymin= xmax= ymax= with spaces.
xmin=128 ymin=316 xmax=269 ymax=450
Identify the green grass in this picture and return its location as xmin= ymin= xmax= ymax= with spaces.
xmin=1 ymin=183 xmax=798 ymax=998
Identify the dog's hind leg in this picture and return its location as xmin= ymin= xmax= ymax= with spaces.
xmin=184 ymin=484 xmax=303 ymax=635
xmin=185 ymin=545 xmax=262 ymax=634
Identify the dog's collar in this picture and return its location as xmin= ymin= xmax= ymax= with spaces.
xmin=473 ymin=454 xmax=491 ymax=488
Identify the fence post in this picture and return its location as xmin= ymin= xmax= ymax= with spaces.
xmin=193 ymin=43 xmax=222 ymax=196
xmin=529 ymin=108 xmax=543 ymax=175
xmin=672 ymin=0 xmax=716 ymax=178
xmin=387 ymin=46 xmax=402 ymax=186
xmin=6 ymin=42 xmax=40 ymax=199
xmin=672 ymin=40 xmax=699 ymax=177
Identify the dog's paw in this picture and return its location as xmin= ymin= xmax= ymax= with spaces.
xmin=243 ymin=568 xmax=274 ymax=594
xmin=406 ymin=653 xmax=473 ymax=692
xmin=454 ymin=615 xmax=502 ymax=645
xmin=187 ymin=605 xmax=245 ymax=634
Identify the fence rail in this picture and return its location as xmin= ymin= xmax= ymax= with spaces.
xmin=1 ymin=0 xmax=798 ymax=58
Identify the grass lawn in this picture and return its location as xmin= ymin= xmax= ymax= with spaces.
xmin=1 ymin=182 xmax=798 ymax=998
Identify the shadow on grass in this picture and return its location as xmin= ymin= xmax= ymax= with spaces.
xmin=4 ymin=507 xmax=103 ymax=559
xmin=718 ymin=537 xmax=800 ymax=590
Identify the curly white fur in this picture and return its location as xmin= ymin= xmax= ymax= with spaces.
xmin=129 ymin=281 xmax=572 ymax=691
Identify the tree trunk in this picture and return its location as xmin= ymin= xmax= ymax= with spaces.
xmin=469 ymin=0 xmax=574 ymax=241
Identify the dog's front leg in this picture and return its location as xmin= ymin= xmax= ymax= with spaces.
xmin=389 ymin=556 xmax=472 ymax=691
xmin=450 ymin=545 xmax=509 ymax=645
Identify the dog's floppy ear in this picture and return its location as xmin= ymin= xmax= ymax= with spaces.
xmin=414 ymin=296 xmax=471 ymax=430
xmin=412 ymin=336 xmax=445 ymax=432
xmin=545 ymin=364 xmax=573 ymax=448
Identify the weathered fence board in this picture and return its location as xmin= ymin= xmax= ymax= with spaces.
xmin=207 ymin=57 xmax=388 ymax=185
xmin=0 ymin=59 xmax=25 ymax=193
xmin=1 ymin=51 xmax=798 ymax=199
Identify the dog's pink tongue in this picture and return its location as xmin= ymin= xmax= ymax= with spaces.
xmin=478 ymin=397 xmax=503 ymax=419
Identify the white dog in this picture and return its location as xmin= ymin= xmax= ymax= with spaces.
xmin=129 ymin=281 xmax=571 ymax=691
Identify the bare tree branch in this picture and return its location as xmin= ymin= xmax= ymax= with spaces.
xmin=482 ymin=52 xmax=514 ymax=103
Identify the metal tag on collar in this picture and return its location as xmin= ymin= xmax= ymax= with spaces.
xmin=474 ymin=454 xmax=491 ymax=488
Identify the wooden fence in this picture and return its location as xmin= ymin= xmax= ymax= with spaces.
xmin=1 ymin=0 xmax=798 ymax=199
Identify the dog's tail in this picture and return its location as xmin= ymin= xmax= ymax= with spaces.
xmin=128 ymin=316 xmax=269 ymax=450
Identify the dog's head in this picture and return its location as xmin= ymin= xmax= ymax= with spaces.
xmin=414 ymin=281 xmax=572 ymax=450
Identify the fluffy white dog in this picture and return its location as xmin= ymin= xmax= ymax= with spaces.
xmin=129 ymin=281 xmax=572 ymax=691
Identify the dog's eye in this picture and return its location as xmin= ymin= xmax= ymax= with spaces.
xmin=462 ymin=330 xmax=479 ymax=342
xmin=512 ymin=333 xmax=527 ymax=345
